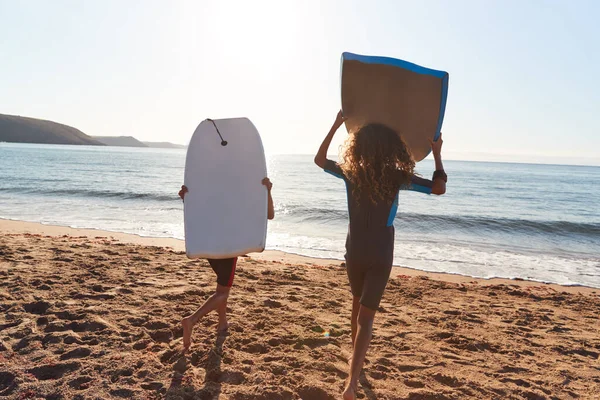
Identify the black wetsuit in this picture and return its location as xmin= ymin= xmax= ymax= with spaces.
xmin=208 ymin=258 xmax=237 ymax=287
xmin=323 ymin=159 xmax=434 ymax=310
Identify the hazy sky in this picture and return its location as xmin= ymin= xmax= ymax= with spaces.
xmin=1 ymin=0 xmax=599 ymax=164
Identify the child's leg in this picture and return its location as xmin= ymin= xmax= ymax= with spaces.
xmin=215 ymin=257 xmax=236 ymax=333
xmin=217 ymin=296 xmax=229 ymax=333
xmin=350 ymin=296 xmax=361 ymax=346
xmin=344 ymin=263 xmax=391 ymax=399
xmin=344 ymin=305 xmax=377 ymax=400
xmin=181 ymin=258 xmax=237 ymax=350
xmin=182 ymin=283 xmax=230 ymax=349
xmin=345 ymin=260 xmax=364 ymax=363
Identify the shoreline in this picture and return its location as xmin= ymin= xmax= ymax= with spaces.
xmin=1 ymin=218 xmax=597 ymax=295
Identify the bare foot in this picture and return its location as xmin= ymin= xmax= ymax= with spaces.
xmin=181 ymin=317 xmax=194 ymax=351
xmin=342 ymin=382 xmax=357 ymax=400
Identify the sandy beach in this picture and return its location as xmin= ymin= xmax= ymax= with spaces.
xmin=1 ymin=219 xmax=599 ymax=399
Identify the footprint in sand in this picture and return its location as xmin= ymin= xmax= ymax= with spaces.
xmin=109 ymin=367 xmax=134 ymax=383
xmin=128 ymin=316 xmax=148 ymax=327
xmin=13 ymin=334 xmax=42 ymax=352
xmin=27 ymin=362 xmax=81 ymax=380
xmin=45 ymin=319 xmax=109 ymax=333
xmin=296 ymin=385 xmax=335 ymax=400
xmin=500 ymin=377 xmax=533 ymax=388
xmin=148 ymin=328 xmax=173 ymax=343
xmin=396 ymin=364 xmax=429 ymax=373
xmin=497 ymin=365 xmax=529 ymax=374
xmin=59 ymin=347 xmax=92 ymax=360
xmin=320 ymin=362 xmax=348 ymax=379
xmin=404 ymin=379 xmax=426 ymax=388
xmin=242 ymin=342 xmax=268 ymax=354
xmin=68 ymin=376 xmax=93 ymax=390
xmin=293 ymin=337 xmax=332 ymax=350
xmin=54 ymin=310 xmax=86 ymax=321
xmin=23 ymin=300 xmax=52 ymax=315
xmin=141 ymin=381 xmax=164 ymax=391
xmin=433 ymin=331 xmax=454 ymax=340
xmin=263 ymin=299 xmax=283 ymax=308
xmin=0 ymin=371 xmax=17 ymax=396
xmin=42 ymin=332 xmax=75 ymax=346
xmin=132 ymin=339 xmax=151 ymax=350
xmin=218 ymin=370 xmax=246 ymax=385
xmin=159 ymin=349 xmax=180 ymax=365
xmin=433 ymin=373 xmax=464 ymax=387
xmin=144 ymin=320 xmax=171 ymax=330
xmin=109 ymin=388 xmax=138 ymax=398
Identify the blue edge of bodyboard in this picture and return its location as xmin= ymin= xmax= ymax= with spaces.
xmin=341 ymin=52 xmax=449 ymax=144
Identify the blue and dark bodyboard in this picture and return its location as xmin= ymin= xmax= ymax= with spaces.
xmin=341 ymin=52 xmax=449 ymax=161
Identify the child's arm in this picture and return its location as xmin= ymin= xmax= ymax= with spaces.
xmin=314 ymin=110 xmax=346 ymax=168
xmin=429 ymin=133 xmax=446 ymax=195
xmin=178 ymin=185 xmax=188 ymax=201
xmin=262 ymin=178 xmax=275 ymax=220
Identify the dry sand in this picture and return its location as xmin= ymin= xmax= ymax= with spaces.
xmin=1 ymin=220 xmax=599 ymax=399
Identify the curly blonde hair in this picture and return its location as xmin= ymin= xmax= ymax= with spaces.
xmin=340 ymin=123 xmax=415 ymax=204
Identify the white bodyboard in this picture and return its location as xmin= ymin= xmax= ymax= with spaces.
xmin=184 ymin=118 xmax=267 ymax=258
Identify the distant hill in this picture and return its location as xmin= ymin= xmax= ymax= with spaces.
xmin=0 ymin=114 xmax=103 ymax=146
xmin=92 ymin=136 xmax=148 ymax=147
xmin=143 ymin=141 xmax=187 ymax=149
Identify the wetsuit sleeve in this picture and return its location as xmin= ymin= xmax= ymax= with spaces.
xmin=323 ymin=159 xmax=345 ymax=180
xmin=401 ymin=175 xmax=433 ymax=194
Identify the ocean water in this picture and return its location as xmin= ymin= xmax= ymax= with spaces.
xmin=1 ymin=142 xmax=599 ymax=288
